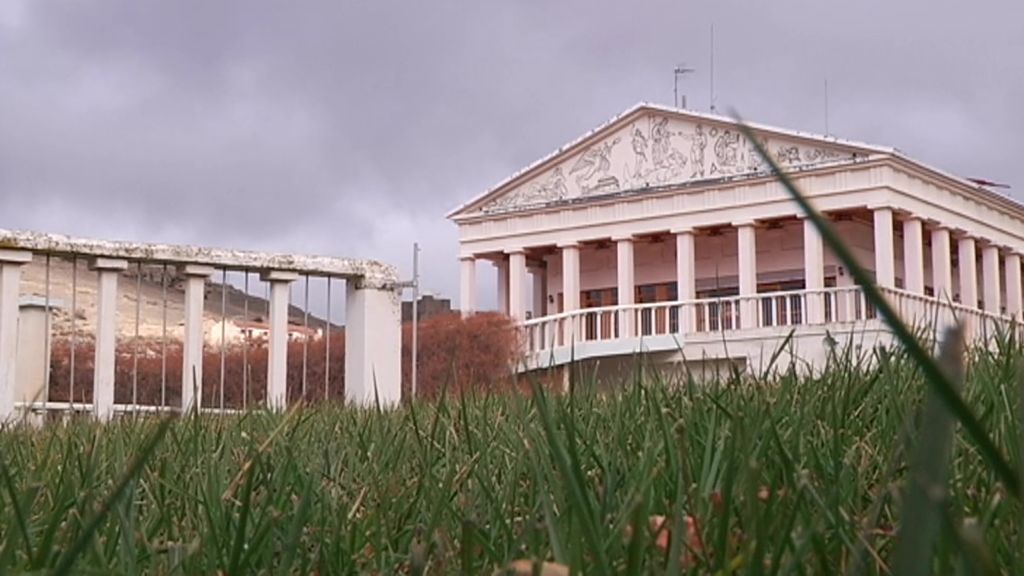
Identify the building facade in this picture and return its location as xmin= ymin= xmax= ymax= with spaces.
xmin=448 ymin=104 xmax=1022 ymax=373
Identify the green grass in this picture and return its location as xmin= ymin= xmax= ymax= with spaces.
xmin=2 ymin=121 xmax=1021 ymax=574
xmin=1 ymin=340 xmax=1022 ymax=574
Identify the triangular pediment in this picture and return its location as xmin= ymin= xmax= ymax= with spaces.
xmin=450 ymin=104 xmax=888 ymax=218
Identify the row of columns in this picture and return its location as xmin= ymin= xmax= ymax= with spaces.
xmin=459 ymin=219 xmax=780 ymax=333
xmin=1 ymin=250 xmax=401 ymax=421
xmin=461 ymin=207 xmax=1024 ymax=331
xmin=874 ymin=207 xmax=1024 ymax=317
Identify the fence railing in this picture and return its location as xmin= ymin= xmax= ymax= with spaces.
xmin=0 ymin=229 xmax=403 ymax=422
xmin=522 ymin=285 xmax=1021 ymax=355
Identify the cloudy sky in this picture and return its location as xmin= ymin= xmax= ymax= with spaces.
xmin=2 ymin=1 xmax=1021 ymax=307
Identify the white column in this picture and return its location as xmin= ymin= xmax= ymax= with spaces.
xmin=531 ymin=265 xmax=547 ymax=318
xmin=495 ymin=257 xmax=509 ymax=315
xmin=508 ymin=250 xmax=527 ymax=322
xmin=0 ymin=250 xmax=31 ymax=422
xmin=931 ymin=227 xmax=953 ymax=301
xmin=459 ymin=256 xmax=476 ymax=318
xmin=91 ymin=258 xmax=128 ymax=420
xmin=560 ymin=243 xmax=580 ymax=343
xmin=674 ymin=228 xmax=695 ymax=333
xmin=736 ymin=221 xmax=758 ymax=329
xmin=982 ymin=244 xmax=1001 ymax=314
xmin=180 ymin=264 xmax=214 ymax=412
xmin=803 ymin=218 xmax=825 ymax=324
xmin=903 ymin=217 xmax=925 ymax=294
xmin=1006 ymin=253 xmax=1022 ymax=318
xmin=345 ymin=280 xmax=402 ymax=407
xmin=263 ymin=270 xmax=298 ymax=410
xmin=615 ymin=236 xmax=635 ymax=337
xmin=872 ymin=207 xmax=895 ymax=288
xmin=958 ymin=236 xmax=978 ymax=309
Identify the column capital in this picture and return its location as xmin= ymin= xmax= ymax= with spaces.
xmin=260 ymin=270 xmax=300 ymax=283
xmin=556 ymin=241 xmax=580 ymax=249
xmin=90 ymin=257 xmax=129 ymax=272
xmin=179 ymin=264 xmax=216 ymax=278
xmin=0 ymin=249 xmax=32 ymax=265
xmin=866 ymin=204 xmax=893 ymax=212
xmin=504 ymin=247 xmax=526 ymax=255
xmin=670 ymin=226 xmax=694 ymax=235
xmin=611 ymin=234 xmax=633 ymax=242
xmin=458 ymin=254 xmax=476 ymax=262
xmin=732 ymin=219 xmax=757 ymax=228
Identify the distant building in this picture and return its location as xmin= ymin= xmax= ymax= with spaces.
xmin=402 ymin=293 xmax=452 ymax=323
xmin=449 ymin=102 xmax=1024 ymax=374
xmin=202 ymin=318 xmax=322 ymax=347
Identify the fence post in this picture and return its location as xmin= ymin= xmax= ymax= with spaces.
xmin=263 ymin=270 xmax=298 ymax=410
xmin=0 ymin=250 xmax=32 ymax=422
xmin=180 ymin=264 xmax=214 ymax=413
xmin=345 ymin=277 xmax=401 ymax=407
xmin=91 ymin=258 xmax=128 ymax=420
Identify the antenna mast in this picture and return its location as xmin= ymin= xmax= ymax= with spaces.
xmin=674 ymin=64 xmax=695 ymax=109
xmin=824 ymin=78 xmax=830 ymax=136
xmin=709 ymin=23 xmax=716 ymax=113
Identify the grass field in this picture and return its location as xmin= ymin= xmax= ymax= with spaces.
xmin=1 ymin=336 xmax=1022 ymax=574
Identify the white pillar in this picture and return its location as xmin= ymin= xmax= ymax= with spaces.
xmin=560 ymin=243 xmax=580 ymax=343
xmin=615 ymin=236 xmax=635 ymax=337
xmin=459 ymin=256 xmax=476 ymax=318
xmin=982 ymin=244 xmax=1001 ymax=314
xmin=345 ymin=280 xmax=401 ymax=407
xmin=1006 ymin=253 xmax=1022 ymax=319
xmin=803 ymin=218 xmax=825 ymax=324
xmin=872 ymin=207 xmax=895 ymax=288
xmin=180 ymin=264 xmax=214 ymax=413
xmin=674 ymin=228 xmax=695 ymax=333
xmin=531 ymin=265 xmax=547 ymax=318
xmin=958 ymin=236 xmax=978 ymax=309
xmin=0 ymin=250 xmax=31 ymax=422
xmin=931 ymin=227 xmax=953 ymax=301
xmin=495 ymin=257 xmax=509 ymax=315
xmin=91 ymin=258 xmax=128 ymax=420
xmin=508 ymin=250 xmax=527 ymax=322
xmin=263 ymin=271 xmax=298 ymax=410
xmin=736 ymin=221 xmax=758 ymax=329
xmin=903 ymin=217 xmax=925 ymax=294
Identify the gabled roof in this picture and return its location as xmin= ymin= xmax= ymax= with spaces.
xmin=447 ymin=102 xmax=1012 ymax=220
xmin=447 ymin=102 xmax=897 ymax=219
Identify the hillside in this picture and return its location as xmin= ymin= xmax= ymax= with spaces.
xmin=19 ymin=257 xmax=336 ymax=340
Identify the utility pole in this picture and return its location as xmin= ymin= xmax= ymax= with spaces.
xmin=411 ymin=242 xmax=420 ymax=399
xmin=674 ymin=64 xmax=695 ymax=109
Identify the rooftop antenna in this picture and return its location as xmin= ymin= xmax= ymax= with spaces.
xmin=709 ymin=23 xmax=716 ymax=113
xmin=674 ymin=63 xmax=695 ymax=109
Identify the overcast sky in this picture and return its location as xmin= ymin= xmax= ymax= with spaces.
xmin=2 ymin=1 xmax=1021 ymax=307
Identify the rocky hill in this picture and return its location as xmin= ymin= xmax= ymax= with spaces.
xmin=19 ymin=257 xmax=335 ymax=341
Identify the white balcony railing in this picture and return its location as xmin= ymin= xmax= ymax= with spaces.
xmin=522 ymin=286 xmax=1022 ymax=356
xmin=0 ymin=229 xmax=404 ymax=422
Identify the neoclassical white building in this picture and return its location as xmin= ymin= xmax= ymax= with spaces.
xmin=449 ymin=103 xmax=1020 ymax=373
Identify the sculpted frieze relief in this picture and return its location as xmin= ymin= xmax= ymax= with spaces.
xmin=479 ymin=114 xmax=856 ymax=214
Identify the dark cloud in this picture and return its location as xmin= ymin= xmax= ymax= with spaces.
xmin=1 ymin=1 xmax=1020 ymax=304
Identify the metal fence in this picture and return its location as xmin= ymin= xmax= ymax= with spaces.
xmin=0 ymin=229 xmax=403 ymax=422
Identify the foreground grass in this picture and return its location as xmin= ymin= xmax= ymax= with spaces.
xmin=1 ymin=342 xmax=1023 ymax=574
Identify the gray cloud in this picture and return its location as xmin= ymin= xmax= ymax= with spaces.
xmin=1 ymin=1 xmax=1021 ymax=306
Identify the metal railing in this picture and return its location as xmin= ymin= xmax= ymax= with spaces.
xmin=0 ymin=229 xmax=403 ymax=422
